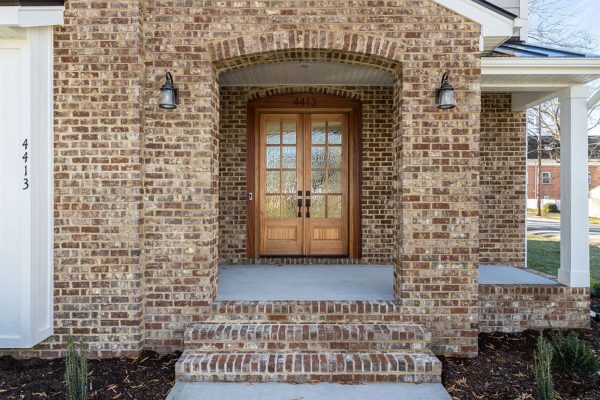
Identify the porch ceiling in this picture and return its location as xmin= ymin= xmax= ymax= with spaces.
xmin=218 ymin=61 xmax=395 ymax=87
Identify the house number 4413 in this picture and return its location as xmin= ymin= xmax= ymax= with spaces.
xmin=22 ymin=139 xmax=29 ymax=190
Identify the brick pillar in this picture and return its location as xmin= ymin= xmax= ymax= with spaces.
xmin=396 ymin=58 xmax=480 ymax=357
xmin=51 ymin=0 xmax=145 ymax=357
xmin=142 ymin=6 xmax=220 ymax=352
xmin=480 ymin=94 xmax=526 ymax=267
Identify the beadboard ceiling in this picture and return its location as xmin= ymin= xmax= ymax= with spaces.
xmin=219 ymin=61 xmax=396 ymax=87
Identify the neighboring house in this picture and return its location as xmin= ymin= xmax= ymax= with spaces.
xmin=1 ymin=0 xmax=600 ymax=393
xmin=526 ymin=137 xmax=600 ymax=209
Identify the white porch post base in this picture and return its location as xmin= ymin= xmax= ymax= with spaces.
xmin=558 ymin=85 xmax=591 ymax=288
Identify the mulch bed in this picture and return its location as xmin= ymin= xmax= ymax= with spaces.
xmin=442 ymin=297 xmax=600 ymax=400
xmin=0 ymin=351 xmax=179 ymax=400
xmin=2 ymin=301 xmax=600 ymax=400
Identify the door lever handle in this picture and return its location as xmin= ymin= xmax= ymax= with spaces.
xmin=297 ymin=191 xmax=303 ymax=217
xmin=305 ymin=198 xmax=311 ymax=218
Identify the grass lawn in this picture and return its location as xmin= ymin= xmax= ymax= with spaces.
xmin=527 ymin=233 xmax=600 ymax=284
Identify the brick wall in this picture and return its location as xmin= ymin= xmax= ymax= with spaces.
xmin=479 ymin=285 xmax=590 ymax=332
xmin=2 ymin=0 xmax=485 ymax=357
xmin=480 ymin=93 xmax=526 ymax=267
xmin=219 ymin=86 xmax=395 ymax=265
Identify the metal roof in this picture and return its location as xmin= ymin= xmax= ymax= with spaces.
xmin=0 ymin=0 xmax=63 ymax=5
xmin=471 ymin=0 xmax=518 ymax=20
xmin=495 ymin=39 xmax=600 ymax=58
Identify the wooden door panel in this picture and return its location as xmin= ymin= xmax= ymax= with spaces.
xmin=257 ymin=111 xmax=350 ymax=258
xmin=259 ymin=114 xmax=304 ymax=256
xmin=304 ymin=114 xmax=349 ymax=256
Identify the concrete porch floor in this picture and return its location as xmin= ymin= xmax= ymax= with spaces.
xmin=216 ymin=264 xmax=558 ymax=301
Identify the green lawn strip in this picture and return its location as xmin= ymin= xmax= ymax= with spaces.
xmin=527 ymin=234 xmax=600 ymax=284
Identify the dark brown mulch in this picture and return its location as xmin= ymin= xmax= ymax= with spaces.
xmin=442 ymin=300 xmax=600 ymax=400
xmin=0 ymin=351 xmax=179 ymax=400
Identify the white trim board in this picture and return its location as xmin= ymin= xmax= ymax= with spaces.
xmin=0 ymin=6 xmax=64 ymax=28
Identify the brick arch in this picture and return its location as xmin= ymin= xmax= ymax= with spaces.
xmin=208 ymin=30 xmax=403 ymax=74
xmin=245 ymin=86 xmax=364 ymax=102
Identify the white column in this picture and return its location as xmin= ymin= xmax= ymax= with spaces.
xmin=558 ymin=85 xmax=591 ymax=288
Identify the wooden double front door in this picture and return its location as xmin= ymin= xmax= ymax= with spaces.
xmin=258 ymin=113 xmax=349 ymax=257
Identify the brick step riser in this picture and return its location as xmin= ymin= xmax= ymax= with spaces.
xmin=184 ymin=323 xmax=432 ymax=351
xmin=177 ymin=373 xmax=441 ymax=384
xmin=207 ymin=315 xmax=405 ymax=323
xmin=185 ymin=342 xmax=430 ymax=352
xmin=175 ymin=351 xmax=442 ymax=384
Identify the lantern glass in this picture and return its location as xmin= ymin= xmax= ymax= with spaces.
xmin=438 ymin=89 xmax=455 ymax=109
xmin=160 ymin=88 xmax=176 ymax=109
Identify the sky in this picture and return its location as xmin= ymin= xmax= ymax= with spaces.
xmin=573 ymin=0 xmax=600 ymax=52
xmin=545 ymin=0 xmax=600 ymax=134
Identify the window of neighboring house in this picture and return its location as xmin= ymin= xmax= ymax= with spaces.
xmin=542 ymin=172 xmax=551 ymax=185
xmin=544 ymin=196 xmax=549 ymax=200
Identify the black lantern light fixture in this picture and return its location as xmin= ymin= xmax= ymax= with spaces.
xmin=435 ymin=71 xmax=456 ymax=110
xmin=159 ymin=72 xmax=179 ymax=109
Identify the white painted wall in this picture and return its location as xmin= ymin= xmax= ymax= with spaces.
xmin=0 ymin=27 xmax=53 ymax=348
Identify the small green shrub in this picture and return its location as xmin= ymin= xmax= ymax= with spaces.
xmin=591 ymin=282 xmax=600 ymax=298
xmin=534 ymin=335 xmax=554 ymax=400
xmin=542 ymin=203 xmax=559 ymax=214
xmin=549 ymin=331 xmax=599 ymax=378
xmin=65 ymin=336 xmax=88 ymax=400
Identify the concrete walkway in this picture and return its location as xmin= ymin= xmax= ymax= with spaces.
xmin=166 ymin=382 xmax=451 ymax=400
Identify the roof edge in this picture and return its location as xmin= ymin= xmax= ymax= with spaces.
xmin=471 ymin=0 xmax=518 ymax=20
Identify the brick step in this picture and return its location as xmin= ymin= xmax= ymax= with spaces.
xmin=184 ymin=322 xmax=431 ymax=352
xmin=209 ymin=300 xmax=403 ymax=323
xmin=175 ymin=350 xmax=442 ymax=384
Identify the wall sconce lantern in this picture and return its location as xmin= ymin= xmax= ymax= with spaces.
xmin=159 ymin=72 xmax=179 ymax=109
xmin=435 ymin=72 xmax=456 ymax=110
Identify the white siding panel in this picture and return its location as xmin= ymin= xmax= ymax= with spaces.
xmin=0 ymin=27 xmax=53 ymax=349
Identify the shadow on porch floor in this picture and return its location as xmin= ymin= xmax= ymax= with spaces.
xmin=216 ymin=264 xmax=558 ymax=301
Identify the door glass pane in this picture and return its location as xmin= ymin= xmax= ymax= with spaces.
xmin=312 ymin=121 xmax=326 ymax=144
xmin=282 ymin=146 xmax=296 ymax=169
xmin=327 ymin=146 xmax=342 ymax=170
xmin=266 ymin=195 xmax=280 ymax=218
xmin=311 ymin=195 xmax=325 ymax=218
xmin=327 ymin=195 xmax=342 ymax=218
xmin=281 ymin=194 xmax=296 ymax=218
xmin=311 ymin=147 xmax=325 ymax=170
xmin=327 ymin=170 xmax=341 ymax=193
xmin=266 ymin=171 xmax=280 ymax=193
xmin=282 ymin=170 xmax=296 ymax=193
xmin=328 ymin=121 xmax=342 ymax=144
xmin=312 ymin=170 xmax=326 ymax=193
xmin=282 ymin=121 xmax=296 ymax=144
xmin=266 ymin=147 xmax=280 ymax=169
xmin=267 ymin=121 xmax=280 ymax=144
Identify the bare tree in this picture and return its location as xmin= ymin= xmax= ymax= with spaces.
xmin=528 ymin=0 xmax=596 ymax=52
xmin=526 ymin=0 xmax=600 ymax=214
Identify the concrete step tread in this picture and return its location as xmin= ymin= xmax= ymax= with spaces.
xmin=175 ymin=350 xmax=442 ymax=384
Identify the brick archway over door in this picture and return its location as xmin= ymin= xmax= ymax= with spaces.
xmin=142 ymin=2 xmax=481 ymax=357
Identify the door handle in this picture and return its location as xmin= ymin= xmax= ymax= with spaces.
xmin=297 ymin=191 xmax=303 ymax=217
xmin=305 ymin=198 xmax=311 ymax=218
